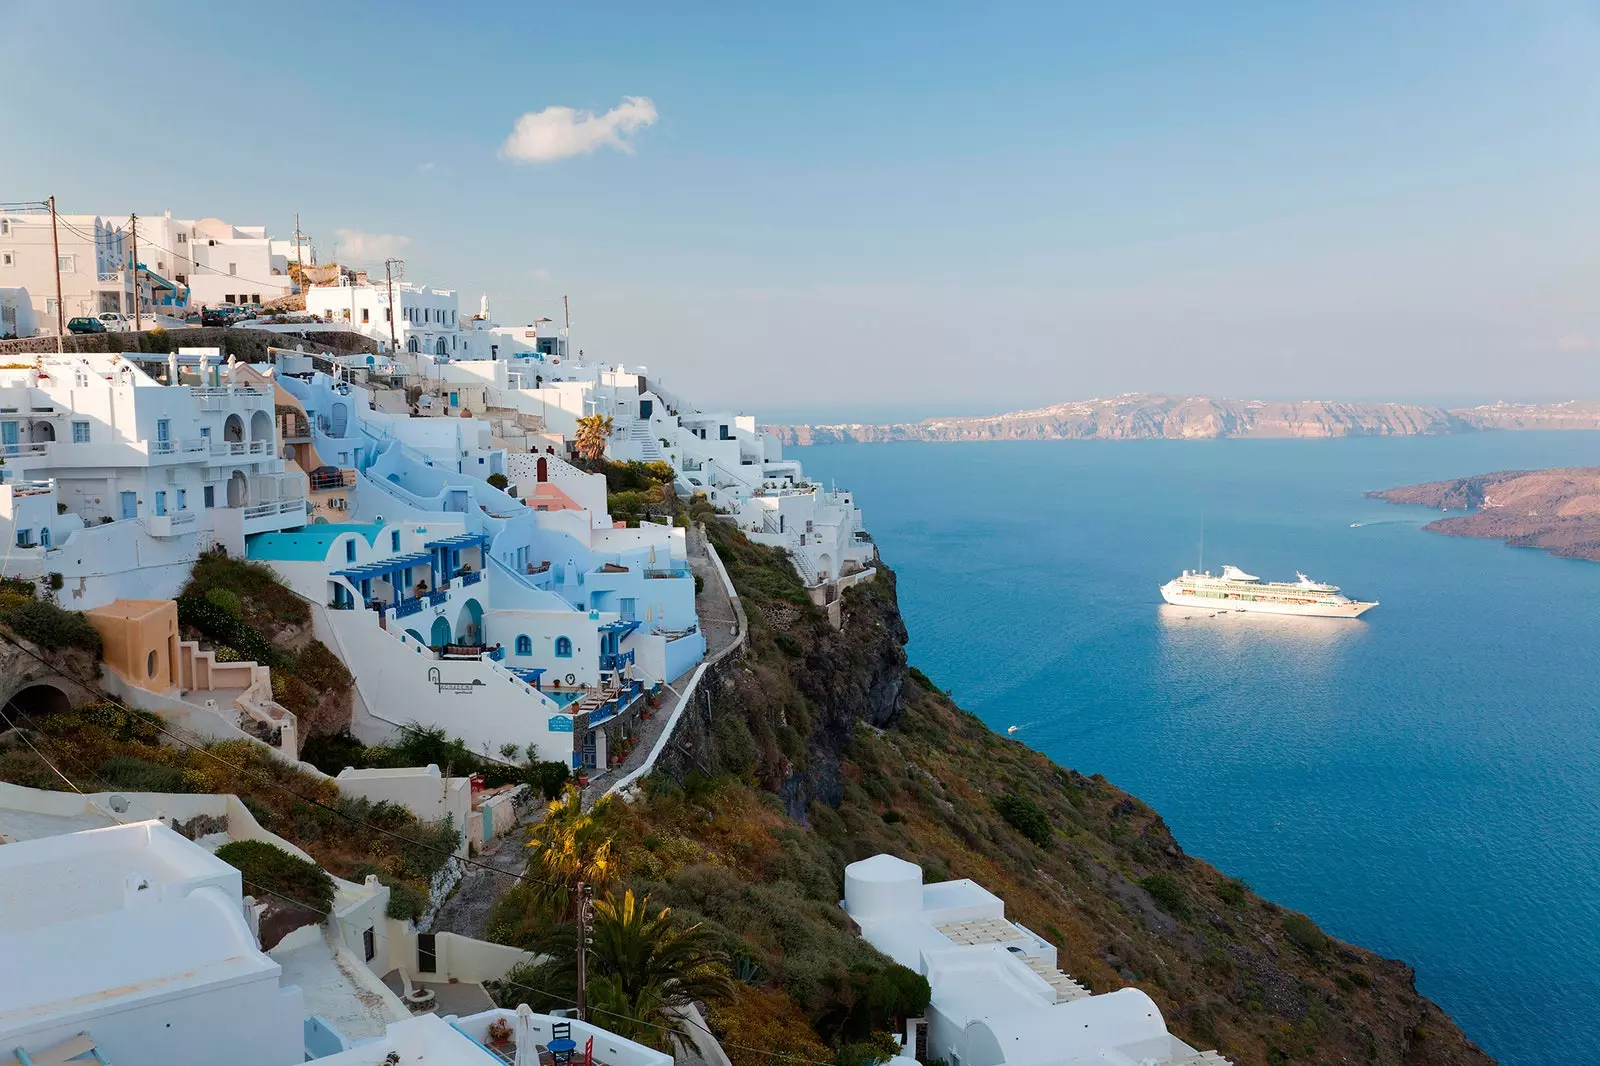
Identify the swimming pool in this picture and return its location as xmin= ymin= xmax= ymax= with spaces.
xmin=544 ymin=689 xmax=584 ymax=708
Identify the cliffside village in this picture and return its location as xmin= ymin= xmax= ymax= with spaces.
xmin=0 ymin=209 xmax=1230 ymax=1066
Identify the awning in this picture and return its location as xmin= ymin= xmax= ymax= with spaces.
xmin=600 ymin=619 xmax=643 ymax=639
xmin=424 ymin=532 xmax=491 ymax=551
xmin=333 ymin=549 xmax=434 ymax=581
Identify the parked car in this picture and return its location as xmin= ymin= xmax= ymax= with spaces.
xmin=200 ymin=308 xmax=230 ymax=327
xmin=66 ymin=317 xmax=106 ymax=335
xmin=96 ymin=312 xmax=133 ymax=332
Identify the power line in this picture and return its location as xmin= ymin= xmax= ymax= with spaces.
xmin=0 ymin=628 xmax=568 ymax=893
xmin=0 ymin=703 xmax=84 ymax=794
xmin=0 ymin=644 xmax=838 ymax=1066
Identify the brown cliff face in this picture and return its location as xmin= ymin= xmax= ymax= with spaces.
xmin=625 ymin=517 xmax=1493 ymax=1066
xmin=767 ymin=394 xmax=1475 ymax=445
xmin=1369 ymin=467 xmax=1600 ymax=562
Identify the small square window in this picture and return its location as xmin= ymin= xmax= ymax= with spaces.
xmin=0 ymin=219 xmax=10 ymax=236
xmin=345 ymin=538 xmax=357 ymax=562
xmin=1 ymin=252 xmax=13 ymax=267
xmin=57 ymin=254 xmax=75 ymax=273
xmin=71 ymin=421 xmax=89 ymax=443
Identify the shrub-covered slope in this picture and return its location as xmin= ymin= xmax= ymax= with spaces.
xmin=614 ymin=523 xmax=1490 ymax=1065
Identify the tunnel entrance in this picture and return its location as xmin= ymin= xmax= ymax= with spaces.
xmin=1 ymin=683 xmax=72 ymax=722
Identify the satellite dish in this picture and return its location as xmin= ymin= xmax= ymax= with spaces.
xmin=108 ymin=795 xmax=130 ymax=813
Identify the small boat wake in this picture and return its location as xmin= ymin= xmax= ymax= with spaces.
xmin=1350 ymin=519 xmax=1408 ymax=528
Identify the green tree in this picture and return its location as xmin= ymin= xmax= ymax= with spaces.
xmin=521 ymin=786 xmax=615 ymax=923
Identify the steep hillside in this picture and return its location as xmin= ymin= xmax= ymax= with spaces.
xmin=1370 ymin=467 xmax=1600 ymax=562
xmin=607 ymin=522 xmax=1491 ymax=1065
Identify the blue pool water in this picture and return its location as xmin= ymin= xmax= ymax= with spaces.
xmin=796 ymin=432 xmax=1600 ymax=1065
xmin=546 ymin=690 xmax=585 ymax=708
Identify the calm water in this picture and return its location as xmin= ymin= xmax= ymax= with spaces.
xmin=798 ymin=433 xmax=1600 ymax=1065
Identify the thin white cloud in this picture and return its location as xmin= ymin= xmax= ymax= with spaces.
xmin=334 ymin=228 xmax=412 ymax=264
xmin=501 ymin=96 xmax=658 ymax=163
xmin=417 ymin=162 xmax=436 ymax=172
xmin=534 ymin=268 xmax=551 ymax=281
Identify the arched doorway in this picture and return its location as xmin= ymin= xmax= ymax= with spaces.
xmin=536 ymin=456 xmax=548 ymax=483
xmin=817 ymin=553 xmax=833 ymax=582
xmin=224 ymin=413 xmax=244 ymax=442
xmin=226 ymin=469 xmax=248 ymax=507
xmin=406 ymin=336 xmax=419 ymax=353
xmin=250 ymin=409 xmax=272 ymax=442
xmin=429 ymin=616 xmax=452 ymax=648
xmin=29 ymin=422 xmax=55 ymax=443
xmin=456 ymin=598 xmax=483 ymax=644
xmin=328 ymin=402 xmax=349 ymax=437
xmin=2 ymin=682 xmax=72 ymax=721
xmin=405 ymin=628 xmax=426 ymax=646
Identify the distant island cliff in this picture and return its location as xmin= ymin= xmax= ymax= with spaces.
xmin=767 ymin=395 xmax=1600 ymax=445
xmin=1369 ymin=467 xmax=1600 ymax=562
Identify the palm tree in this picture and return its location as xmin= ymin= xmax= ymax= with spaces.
xmin=521 ymin=786 xmax=615 ymax=923
xmin=493 ymin=889 xmax=731 ymax=1053
xmin=574 ymin=414 xmax=614 ymax=465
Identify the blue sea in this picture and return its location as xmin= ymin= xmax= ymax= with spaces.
xmin=796 ymin=433 xmax=1600 ymax=1065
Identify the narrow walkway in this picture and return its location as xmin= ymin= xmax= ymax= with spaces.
xmin=580 ymin=666 xmax=694 ymax=807
xmin=688 ymin=524 xmax=739 ymax=661
xmin=427 ymin=803 xmax=546 ymax=939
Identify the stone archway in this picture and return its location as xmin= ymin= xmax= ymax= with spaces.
xmin=224 ymin=413 xmax=245 ymax=443
xmin=429 ymin=616 xmax=452 ymax=648
xmin=226 ymin=469 xmax=248 ymax=507
xmin=456 ymin=598 xmax=484 ymax=644
xmin=1 ymin=681 xmax=72 ymax=721
xmin=250 ymin=409 xmax=272 ymax=442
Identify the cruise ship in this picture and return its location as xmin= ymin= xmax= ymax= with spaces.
xmin=1160 ymin=565 xmax=1377 ymax=618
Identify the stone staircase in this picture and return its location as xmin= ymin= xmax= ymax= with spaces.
xmin=1018 ymin=954 xmax=1091 ymax=1003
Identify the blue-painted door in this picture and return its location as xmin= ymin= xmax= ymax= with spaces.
xmin=119 ymin=491 xmax=138 ymax=519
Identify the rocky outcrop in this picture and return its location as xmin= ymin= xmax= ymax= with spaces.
xmin=1370 ymin=467 xmax=1600 ymax=562
xmin=769 ymin=394 xmax=1477 ymax=444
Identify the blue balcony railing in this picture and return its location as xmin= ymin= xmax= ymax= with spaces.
xmin=394 ymin=597 xmax=424 ymax=619
xmin=599 ymin=649 xmax=635 ymax=671
xmin=488 ymin=645 xmax=505 ymax=662
xmin=460 ymin=570 xmax=482 ymax=586
xmin=427 ymin=589 xmax=449 ymax=607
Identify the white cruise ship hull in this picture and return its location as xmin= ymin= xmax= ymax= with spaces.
xmin=1160 ymin=583 xmax=1377 ymax=618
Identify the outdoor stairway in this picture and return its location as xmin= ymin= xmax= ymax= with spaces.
xmin=1019 ymin=954 xmax=1091 ymax=1003
xmin=627 ymin=418 xmax=663 ymax=461
xmin=9 ymin=1032 xmax=111 ymax=1065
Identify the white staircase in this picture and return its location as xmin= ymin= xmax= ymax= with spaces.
xmin=627 ymin=418 xmax=664 ymax=461
xmin=1018 ymin=954 xmax=1091 ymax=1003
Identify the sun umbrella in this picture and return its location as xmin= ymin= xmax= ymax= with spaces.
xmin=512 ymin=1004 xmax=537 ymax=1066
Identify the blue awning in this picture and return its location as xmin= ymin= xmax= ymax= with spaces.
xmin=599 ymin=619 xmax=643 ymax=639
xmin=333 ymin=549 xmax=434 ymax=581
xmin=425 ymin=532 xmax=491 ymax=550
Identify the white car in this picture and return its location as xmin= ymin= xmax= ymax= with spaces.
xmin=96 ymin=312 xmax=134 ymax=332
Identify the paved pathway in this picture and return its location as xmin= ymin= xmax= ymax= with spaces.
xmin=427 ymin=803 xmax=545 ymax=939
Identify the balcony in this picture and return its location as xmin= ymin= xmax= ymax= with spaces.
xmin=5 ymin=479 xmax=55 ymax=498
xmin=211 ymin=439 xmax=270 ymax=457
xmin=393 ymin=597 xmax=424 ymax=619
xmin=599 ymin=649 xmax=635 ymax=671
xmin=241 ymin=497 xmax=308 ymax=534
xmin=459 ymin=569 xmax=482 ymax=586
xmin=644 ymin=567 xmax=689 ymax=579
xmin=142 ymin=510 xmax=198 ymax=537
xmin=0 ymin=442 xmax=51 ymax=460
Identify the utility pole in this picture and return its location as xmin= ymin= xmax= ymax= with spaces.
xmin=130 ymin=214 xmax=141 ymax=332
xmin=48 ymin=196 xmax=64 ymax=352
xmin=384 ymin=258 xmax=404 ymax=352
xmin=562 ymin=294 xmax=570 ymax=359
xmin=575 ymin=881 xmax=593 ymax=1022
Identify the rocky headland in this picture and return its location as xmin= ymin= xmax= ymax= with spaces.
xmin=1369 ymin=467 xmax=1600 ymax=562
xmin=768 ymin=394 xmax=1600 ymax=445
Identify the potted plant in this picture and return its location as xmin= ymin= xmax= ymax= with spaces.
xmin=487 ymin=1018 xmax=512 ymax=1046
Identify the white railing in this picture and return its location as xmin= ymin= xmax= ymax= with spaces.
xmin=150 ymin=439 xmax=176 ymax=455
xmin=244 ymin=498 xmax=307 ymax=520
xmin=0 ymin=442 xmax=50 ymax=458
xmin=6 ymin=479 xmax=55 ymax=497
xmin=211 ymin=439 xmax=271 ymax=457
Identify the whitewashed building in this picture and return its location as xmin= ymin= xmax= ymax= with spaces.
xmin=303 ymin=277 xmax=487 ymax=359
xmin=843 ymin=854 xmax=1230 ymax=1066
xmin=0 ymin=348 xmax=309 ymax=606
xmin=0 ymin=820 xmax=306 ymax=1066
xmin=0 ymin=211 xmax=136 ymax=327
xmin=309 ymin=1006 xmax=672 ymax=1066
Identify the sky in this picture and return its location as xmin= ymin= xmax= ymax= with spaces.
xmin=3 ymin=1 xmax=1600 ymax=417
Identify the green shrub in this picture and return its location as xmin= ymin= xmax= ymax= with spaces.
xmin=215 ymin=839 xmax=336 ymax=915
xmin=214 ymin=645 xmax=240 ymax=663
xmin=204 ymin=586 xmax=244 ymax=618
xmin=385 ymin=879 xmax=429 ymax=921
xmin=994 ymin=793 xmax=1052 ymax=847
xmin=1216 ymin=877 xmax=1248 ymax=908
xmin=177 ymin=594 xmax=282 ymax=667
xmin=0 ymin=599 xmax=103 ymax=655
xmin=99 ymin=755 xmax=190 ymax=793
xmin=1282 ymin=912 xmax=1330 ymax=954
xmin=1141 ymin=873 xmax=1190 ymax=919
xmin=299 ymin=730 xmax=369 ymax=775
xmin=486 ymin=473 xmax=509 ymax=490
xmin=291 ymin=639 xmax=352 ymax=692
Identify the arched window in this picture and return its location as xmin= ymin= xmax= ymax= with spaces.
xmin=435 ymin=337 xmax=447 ymax=356
xmin=554 ymin=636 xmax=572 ymax=658
xmin=515 ymin=635 xmax=532 ymax=656
xmin=406 ymin=335 xmax=419 ymax=353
